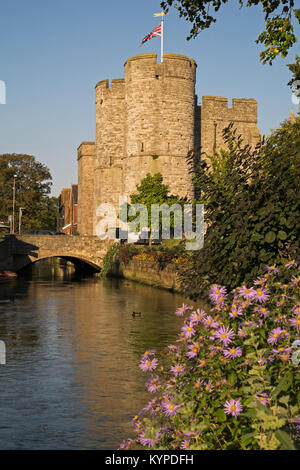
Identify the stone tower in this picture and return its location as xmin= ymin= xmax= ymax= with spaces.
xmin=123 ymin=53 xmax=196 ymax=199
xmin=77 ymin=142 xmax=95 ymax=236
xmin=77 ymin=52 xmax=261 ymax=236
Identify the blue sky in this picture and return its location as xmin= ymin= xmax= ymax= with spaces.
xmin=0 ymin=0 xmax=299 ymax=196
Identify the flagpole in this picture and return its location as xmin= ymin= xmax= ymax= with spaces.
xmin=161 ymin=17 xmax=164 ymax=63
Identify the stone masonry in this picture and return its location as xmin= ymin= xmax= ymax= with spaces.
xmin=77 ymin=53 xmax=261 ymax=235
xmin=77 ymin=142 xmax=95 ymax=235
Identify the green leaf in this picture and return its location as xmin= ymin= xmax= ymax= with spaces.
xmin=274 ymin=430 xmax=296 ymax=450
xmin=277 ymin=230 xmax=287 ymax=240
xmin=241 ymin=432 xmax=257 ymax=441
xmin=271 ymin=372 xmax=293 ymax=399
xmin=265 ymin=231 xmax=276 ymax=243
xmin=215 ymin=409 xmax=226 ymax=422
xmin=278 ymin=395 xmax=290 ymax=406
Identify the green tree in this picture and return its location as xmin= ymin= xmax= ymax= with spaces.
xmin=287 ymin=10 xmax=300 ymax=91
xmin=179 ymin=119 xmax=300 ymax=300
xmin=0 ymin=153 xmax=57 ymax=232
xmin=161 ymin=1 xmax=299 ymax=65
xmin=120 ymin=173 xmax=187 ymax=245
xmin=36 ymin=196 xmax=59 ymax=232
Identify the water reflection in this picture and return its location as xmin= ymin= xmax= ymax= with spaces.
xmin=0 ymin=259 xmax=198 ymax=449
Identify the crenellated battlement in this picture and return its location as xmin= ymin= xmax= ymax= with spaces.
xmin=202 ymin=96 xmax=258 ymax=123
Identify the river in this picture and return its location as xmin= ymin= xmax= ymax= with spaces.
xmin=0 ymin=259 xmax=188 ymax=449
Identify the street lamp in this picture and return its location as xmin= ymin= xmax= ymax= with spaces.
xmin=18 ymin=207 xmax=25 ymax=235
xmin=12 ymin=174 xmax=17 ymax=234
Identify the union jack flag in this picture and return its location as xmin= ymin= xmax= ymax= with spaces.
xmin=141 ymin=22 xmax=162 ymax=45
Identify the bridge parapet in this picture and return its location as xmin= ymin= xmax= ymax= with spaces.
xmin=0 ymin=235 xmax=113 ymax=272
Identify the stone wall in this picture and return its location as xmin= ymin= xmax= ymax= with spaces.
xmin=115 ymin=258 xmax=182 ymax=292
xmin=200 ymin=96 xmax=261 ymax=157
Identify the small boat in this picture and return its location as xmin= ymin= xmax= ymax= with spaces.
xmin=0 ymin=271 xmax=17 ymax=280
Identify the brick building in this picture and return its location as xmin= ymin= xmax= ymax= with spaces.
xmin=57 ymin=184 xmax=78 ymax=234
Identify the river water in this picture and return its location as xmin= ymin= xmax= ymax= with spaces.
xmin=0 ymin=260 xmax=188 ymax=449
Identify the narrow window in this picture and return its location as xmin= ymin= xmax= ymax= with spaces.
xmin=109 ymin=156 xmax=113 ymax=166
xmin=141 ymin=142 xmax=144 ymax=152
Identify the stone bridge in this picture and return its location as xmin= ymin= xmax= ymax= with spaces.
xmin=0 ymin=235 xmax=113 ymax=273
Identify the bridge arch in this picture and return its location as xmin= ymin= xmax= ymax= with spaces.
xmin=0 ymin=235 xmax=112 ymax=273
xmin=16 ymin=254 xmax=101 ymax=273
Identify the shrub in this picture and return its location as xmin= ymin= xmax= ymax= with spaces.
xmin=101 ymin=243 xmax=120 ymax=277
xmin=180 ymin=120 xmax=300 ymax=300
xmin=120 ymin=262 xmax=300 ymax=450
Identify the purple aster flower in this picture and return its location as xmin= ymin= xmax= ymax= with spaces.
xmin=254 ymin=305 xmax=270 ymax=318
xmin=224 ymin=398 xmax=243 ymax=418
xmin=266 ymin=264 xmax=280 ymax=274
xmin=175 ymin=303 xmax=193 ymax=316
xmin=197 ymin=358 xmax=207 ymax=367
xmin=288 ymin=416 xmax=300 ymax=442
xmin=118 ymin=438 xmax=134 ymax=450
xmin=256 ymin=393 xmax=269 ymax=406
xmin=290 ymin=316 xmax=300 ymax=331
xmin=194 ymin=378 xmax=204 ymax=389
xmin=180 ymin=440 xmax=191 ymax=449
xmin=139 ymin=357 xmax=158 ymax=372
xmin=223 ymin=346 xmax=243 ymax=359
xmin=204 ymin=315 xmax=220 ymax=329
xmin=238 ymin=328 xmax=248 ymax=338
xmin=170 ymin=364 xmax=185 ymax=376
xmin=162 ymin=401 xmax=181 ymax=417
xmin=254 ymin=277 xmax=268 ymax=286
xmin=203 ymin=380 xmax=214 ymax=393
xmin=143 ymin=398 xmax=158 ymax=414
xmin=130 ymin=414 xmax=141 ymax=426
xmin=242 ymin=320 xmax=253 ymax=327
xmin=229 ymin=305 xmax=243 ymax=318
xmin=285 ymin=260 xmax=298 ymax=269
xmin=188 ymin=309 xmax=206 ymax=324
xmin=251 ymin=287 xmax=270 ymax=303
xmin=267 ymin=327 xmax=283 ymax=345
xmin=139 ymin=435 xmax=155 ymax=447
xmin=272 ymin=346 xmax=292 ymax=355
xmin=209 ymin=345 xmax=224 ymax=354
xmin=181 ymin=322 xmax=195 ymax=338
xmin=291 ymin=276 xmax=300 ymax=286
xmin=280 ymin=328 xmax=290 ymax=338
xmin=141 ymin=349 xmax=156 ymax=358
xmin=186 ymin=342 xmax=200 ymax=359
xmin=215 ymin=326 xmax=235 ymax=346
xmin=146 ymin=376 xmax=160 ymax=393
xmin=291 ymin=304 xmax=300 ymax=315
xmin=209 ymin=284 xmax=227 ymax=304
xmin=238 ymin=285 xmax=255 ymax=300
